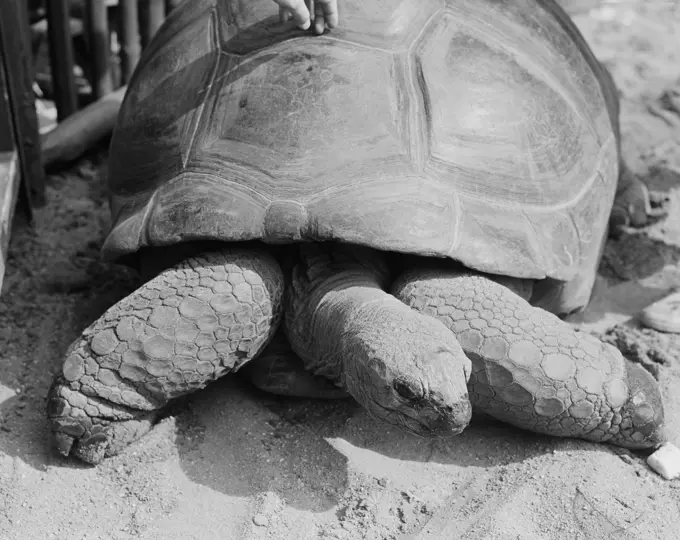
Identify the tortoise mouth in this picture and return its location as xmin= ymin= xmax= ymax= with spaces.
xmin=385 ymin=394 xmax=472 ymax=438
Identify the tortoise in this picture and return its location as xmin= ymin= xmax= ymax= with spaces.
xmin=47 ymin=0 xmax=666 ymax=465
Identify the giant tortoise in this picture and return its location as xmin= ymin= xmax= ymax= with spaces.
xmin=47 ymin=0 xmax=665 ymax=464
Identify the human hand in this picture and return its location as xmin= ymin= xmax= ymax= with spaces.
xmin=274 ymin=0 xmax=338 ymax=34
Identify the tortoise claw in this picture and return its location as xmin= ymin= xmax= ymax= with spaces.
xmin=50 ymin=425 xmax=108 ymax=465
xmin=49 ymin=413 xmax=157 ymax=465
xmin=51 ymin=431 xmax=75 ymax=458
xmin=47 ymin=377 xmax=158 ymax=465
xmin=49 ymin=417 xmax=109 ymax=465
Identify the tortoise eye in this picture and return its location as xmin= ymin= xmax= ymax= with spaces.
xmin=394 ymin=379 xmax=423 ymax=401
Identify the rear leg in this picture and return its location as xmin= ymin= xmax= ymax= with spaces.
xmin=596 ymin=61 xmax=668 ymax=232
xmin=47 ymin=248 xmax=284 ymax=464
xmin=610 ymin=163 xmax=667 ymax=232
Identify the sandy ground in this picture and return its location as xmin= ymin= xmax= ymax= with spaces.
xmin=2 ymin=2 xmax=680 ymax=539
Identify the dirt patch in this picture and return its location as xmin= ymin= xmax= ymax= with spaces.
xmin=1 ymin=2 xmax=680 ymax=539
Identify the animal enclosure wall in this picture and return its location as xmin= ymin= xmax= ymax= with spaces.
xmin=0 ymin=0 xmax=45 ymax=293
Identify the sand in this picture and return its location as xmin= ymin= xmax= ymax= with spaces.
xmin=1 ymin=2 xmax=680 ymax=539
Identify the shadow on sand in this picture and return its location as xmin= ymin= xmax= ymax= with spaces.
xmin=2 ymin=200 xmax=675 ymax=514
xmin=3 ymin=22 xmax=680 ymax=516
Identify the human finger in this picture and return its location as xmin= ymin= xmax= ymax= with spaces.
xmin=274 ymin=0 xmax=311 ymax=30
xmin=315 ymin=0 xmax=338 ymax=31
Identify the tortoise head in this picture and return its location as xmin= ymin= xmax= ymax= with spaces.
xmin=343 ymin=342 xmax=473 ymax=438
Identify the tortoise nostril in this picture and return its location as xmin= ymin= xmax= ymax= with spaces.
xmin=394 ymin=378 xmax=423 ymax=400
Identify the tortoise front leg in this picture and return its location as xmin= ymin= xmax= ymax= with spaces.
xmin=392 ymin=267 xmax=666 ymax=449
xmin=47 ymin=248 xmax=284 ymax=464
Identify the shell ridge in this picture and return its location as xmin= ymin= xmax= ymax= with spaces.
xmin=406 ymin=6 xmax=442 ymax=57
xmin=445 ymin=191 xmax=462 ymax=258
xmin=441 ymin=1 xmax=600 ymax=144
xmin=139 ymin=188 xmax=160 ymax=250
xmin=567 ymin=211 xmax=584 ymax=271
xmin=548 ymin=134 xmax=616 ymax=212
xmin=457 ymin=134 xmax=615 ymax=214
xmin=412 ymin=55 xmax=431 ymax=173
xmin=172 ymin=169 xmax=274 ymax=201
xmin=137 ymin=0 xmax=215 ymax=78
xmin=521 ymin=208 xmax=549 ymax=275
xmin=320 ymin=35 xmax=401 ymax=55
xmin=182 ymin=7 xmax=221 ymax=168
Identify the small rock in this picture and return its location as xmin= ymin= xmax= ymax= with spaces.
xmin=618 ymin=453 xmax=634 ymax=465
xmin=358 ymin=498 xmax=375 ymax=511
xmin=252 ymin=514 xmax=269 ymax=527
xmin=639 ymin=291 xmax=680 ymax=333
xmin=647 ymin=443 xmax=680 ymax=480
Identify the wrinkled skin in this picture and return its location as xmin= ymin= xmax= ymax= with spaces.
xmin=48 ymin=248 xmax=286 ymax=463
xmin=47 ymin=244 xmax=473 ymax=464
xmin=250 ymin=256 xmax=666 ymax=452
xmin=47 ymin=238 xmax=666 ymax=465
xmin=393 ymin=267 xmax=665 ymax=449
xmin=283 ymin=245 xmax=472 ymax=437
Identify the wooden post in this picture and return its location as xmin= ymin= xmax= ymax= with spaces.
xmin=85 ymin=0 xmax=114 ymax=99
xmin=0 ymin=68 xmax=22 ymax=290
xmin=0 ymin=0 xmax=46 ymax=291
xmin=139 ymin=0 xmax=166 ymax=49
xmin=41 ymin=85 xmax=127 ymax=169
xmin=0 ymin=0 xmax=46 ymax=211
xmin=45 ymin=0 xmax=79 ymax=120
xmin=118 ymin=0 xmax=141 ymax=83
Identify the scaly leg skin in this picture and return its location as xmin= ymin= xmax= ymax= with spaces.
xmin=238 ymin=329 xmax=350 ymax=400
xmin=393 ymin=268 xmax=666 ymax=449
xmin=284 ymin=244 xmax=472 ymax=437
xmin=47 ymin=248 xmax=284 ymax=464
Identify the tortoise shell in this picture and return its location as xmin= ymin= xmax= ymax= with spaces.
xmin=103 ymin=0 xmax=619 ymax=282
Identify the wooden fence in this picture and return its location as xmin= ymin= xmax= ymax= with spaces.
xmin=0 ymin=0 xmax=180 ymax=293
xmin=46 ymin=0 xmax=181 ymax=121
